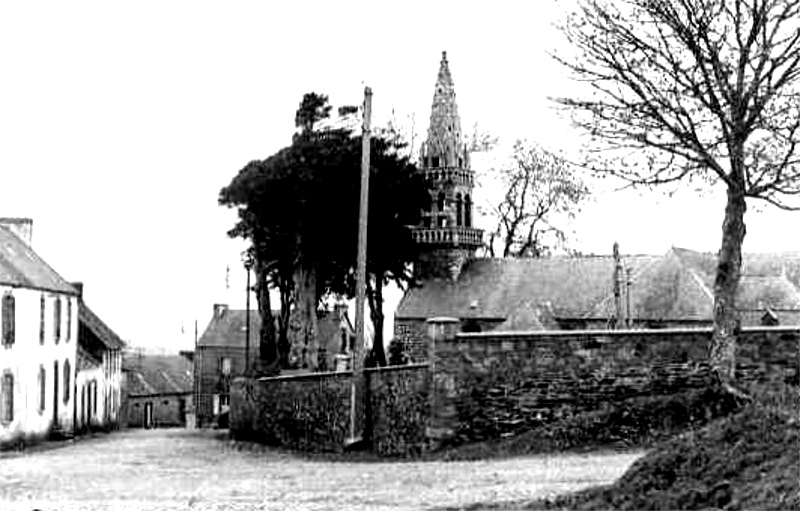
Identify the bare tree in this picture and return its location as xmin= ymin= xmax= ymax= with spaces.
xmin=554 ymin=0 xmax=800 ymax=390
xmin=484 ymin=140 xmax=589 ymax=258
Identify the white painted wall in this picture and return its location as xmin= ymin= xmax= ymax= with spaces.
xmin=76 ymin=349 xmax=122 ymax=429
xmin=0 ymin=286 xmax=78 ymax=445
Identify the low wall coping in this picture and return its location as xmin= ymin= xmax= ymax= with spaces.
xmin=456 ymin=325 xmax=799 ymax=341
xmin=254 ymin=370 xmax=353 ymax=383
xmin=364 ymin=363 xmax=429 ymax=374
xmin=246 ymin=363 xmax=431 ymax=383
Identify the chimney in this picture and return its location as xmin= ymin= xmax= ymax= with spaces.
xmin=213 ymin=303 xmax=229 ymax=319
xmin=0 ymin=218 xmax=33 ymax=247
xmin=71 ymin=282 xmax=84 ymax=300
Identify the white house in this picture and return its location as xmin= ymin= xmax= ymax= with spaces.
xmin=74 ymin=281 xmax=124 ymax=432
xmin=0 ymin=218 xmax=79 ymax=447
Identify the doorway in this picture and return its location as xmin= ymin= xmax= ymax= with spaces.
xmin=144 ymin=402 xmax=154 ymax=429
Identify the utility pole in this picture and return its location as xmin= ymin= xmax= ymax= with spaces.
xmin=244 ymin=254 xmax=253 ymax=376
xmin=348 ymin=86 xmax=372 ymax=447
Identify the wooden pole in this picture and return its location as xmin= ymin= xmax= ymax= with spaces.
xmin=348 ymin=86 xmax=372 ymax=446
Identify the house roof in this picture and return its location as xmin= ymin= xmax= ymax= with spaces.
xmin=123 ymin=354 xmax=193 ymax=396
xmin=0 ymin=225 xmax=77 ymax=295
xmin=198 ymin=307 xmax=352 ymax=349
xmin=396 ymin=254 xmax=660 ymax=320
xmin=397 ymin=248 xmax=800 ymax=326
xmin=78 ymin=300 xmax=125 ymax=350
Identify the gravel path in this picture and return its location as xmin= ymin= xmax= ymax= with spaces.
xmin=0 ymin=429 xmax=641 ymax=511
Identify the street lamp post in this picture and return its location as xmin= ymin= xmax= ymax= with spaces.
xmin=243 ymin=252 xmax=254 ymax=376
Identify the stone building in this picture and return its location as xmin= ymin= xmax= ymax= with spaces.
xmin=393 ymin=53 xmax=800 ymax=362
xmin=0 ymin=218 xmax=79 ymax=447
xmin=194 ymin=303 xmax=353 ymax=428
xmin=121 ymin=353 xmax=193 ymax=429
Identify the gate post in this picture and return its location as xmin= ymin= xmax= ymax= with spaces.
xmin=425 ymin=317 xmax=460 ymax=448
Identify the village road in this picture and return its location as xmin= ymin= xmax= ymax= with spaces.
xmin=0 ymin=429 xmax=641 ymax=511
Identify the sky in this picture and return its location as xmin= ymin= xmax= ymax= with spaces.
xmin=1 ymin=1 xmax=797 ymax=352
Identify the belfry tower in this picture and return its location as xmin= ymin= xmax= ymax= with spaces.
xmin=412 ymin=51 xmax=483 ymax=281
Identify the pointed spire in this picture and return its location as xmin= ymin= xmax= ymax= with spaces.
xmin=421 ymin=50 xmax=467 ymax=169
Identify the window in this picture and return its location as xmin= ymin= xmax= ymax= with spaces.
xmin=464 ymin=194 xmax=472 ymax=227
xmin=53 ymin=297 xmax=61 ymax=343
xmin=2 ymin=293 xmax=15 ymax=346
xmin=39 ymin=294 xmax=45 ymax=344
xmin=432 ymin=156 xmax=440 ymax=168
xmin=66 ymin=298 xmax=71 ymax=342
xmin=437 ymin=192 xmax=445 ymax=213
xmin=63 ymin=359 xmax=71 ymax=404
xmin=1 ymin=372 xmax=13 ymax=423
xmin=38 ymin=365 xmax=46 ymax=413
xmin=455 ymin=193 xmax=463 ymax=227
xmin=93 ymin=381 xmax=98 ymax=415
xmin=220 ymin=357 xmax=232 ymax=376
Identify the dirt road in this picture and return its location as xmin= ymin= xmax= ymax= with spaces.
xmin=0 ymin=429 xmax=640 ymax=511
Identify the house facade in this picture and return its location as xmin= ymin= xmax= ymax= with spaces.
xmin=0 ymin=218 xmax=79 ymax=447
xmin=121 ymin=352 xmax=193 ymax=429
xmin=195 ymin=303 xmax=352 ymax=428
xmin=74 ymin=282 xmax=124 ymax=432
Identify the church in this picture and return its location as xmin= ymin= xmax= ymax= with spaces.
xmin=393 ymin=52 xmax=800 ymax=362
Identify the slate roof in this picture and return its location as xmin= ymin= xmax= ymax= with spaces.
xmin=397 ymin=248 xmax=800 ymax=326
xmin=0 ymin=225 xmax=77 ymax=295
xmin=198 ymin=308 xmax=351 ymax=349
xmin=124 ymin=354 xmax=193 ymax=397
xmin=79 ymin=300 xmax=125 ymax=350
xmin=396 ymin=254 xmax=660 ymax=320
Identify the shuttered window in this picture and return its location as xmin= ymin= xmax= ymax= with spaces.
xmin=63 ymin=359 xmax=71 ymax=403
xmin=39 ymin=294 xmax=46 ymax=344
xmin=1 ymin=373 xmax=13 ymax=423
xmin=38 ymin=366 xmax=46 ymax=413
xmin=66 ymin=298 xmax=72 ymax=342
xmin=2 ymin=293 xmax=15 ymax=346
xmin=53 ymin=297 xmax=61 ymax=343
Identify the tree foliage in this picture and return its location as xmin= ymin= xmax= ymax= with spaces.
xmin=219 ymin=93 xmax=426 ymax=370
xmin=484 ymin=140 xmax=589 ymax=258
xmin=554 ymin=0 xmax=800 ymax=384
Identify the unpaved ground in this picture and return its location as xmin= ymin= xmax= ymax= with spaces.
xmin=0 ymin=429 xmax=641 ymax=511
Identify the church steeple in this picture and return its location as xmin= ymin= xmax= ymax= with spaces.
xmin=412 ymin=51 xmax=483 ymax=282
xmin=420 ymin=51 xmax=470 ymax=171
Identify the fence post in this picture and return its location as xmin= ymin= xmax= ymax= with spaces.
xmin=425 ymin=317 xmax=460 ymax=449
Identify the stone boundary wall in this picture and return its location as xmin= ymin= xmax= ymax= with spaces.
xmin=430 ymin=322 xmax=799 ymax=444
xmin=366 ymin=363 xmax=429 ymax=456
xmin=230 ymin=371 xmax=353 ymax=452
xmin=230 ymin=322 xmax=797 ymax=454
xmin=230 ymin=364 xmax=431 ymax=455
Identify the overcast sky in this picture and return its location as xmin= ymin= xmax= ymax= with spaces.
xmin=2 ymin=1 xmax=796 ymax=351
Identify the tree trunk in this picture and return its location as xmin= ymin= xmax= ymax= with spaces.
xmin=367 ymin=275 xmax=386 ymax=367
xmin=290 ymin=264 xmax=318 ymax=370
xmin=254 ymin=260 xmax=278 ymax=373
xmin=709 ymin=185 xmax=747 ymax=386
xmin=278 ymin=278 xmax=292 ymax=369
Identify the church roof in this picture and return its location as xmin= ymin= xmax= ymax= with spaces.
xmin=397 ymin=254 xmax=660 ymax=320
xmin=0 ymin=225 xmax=77 ymax=295
xmin=397 ymin=248 xmax=800 ymax=325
